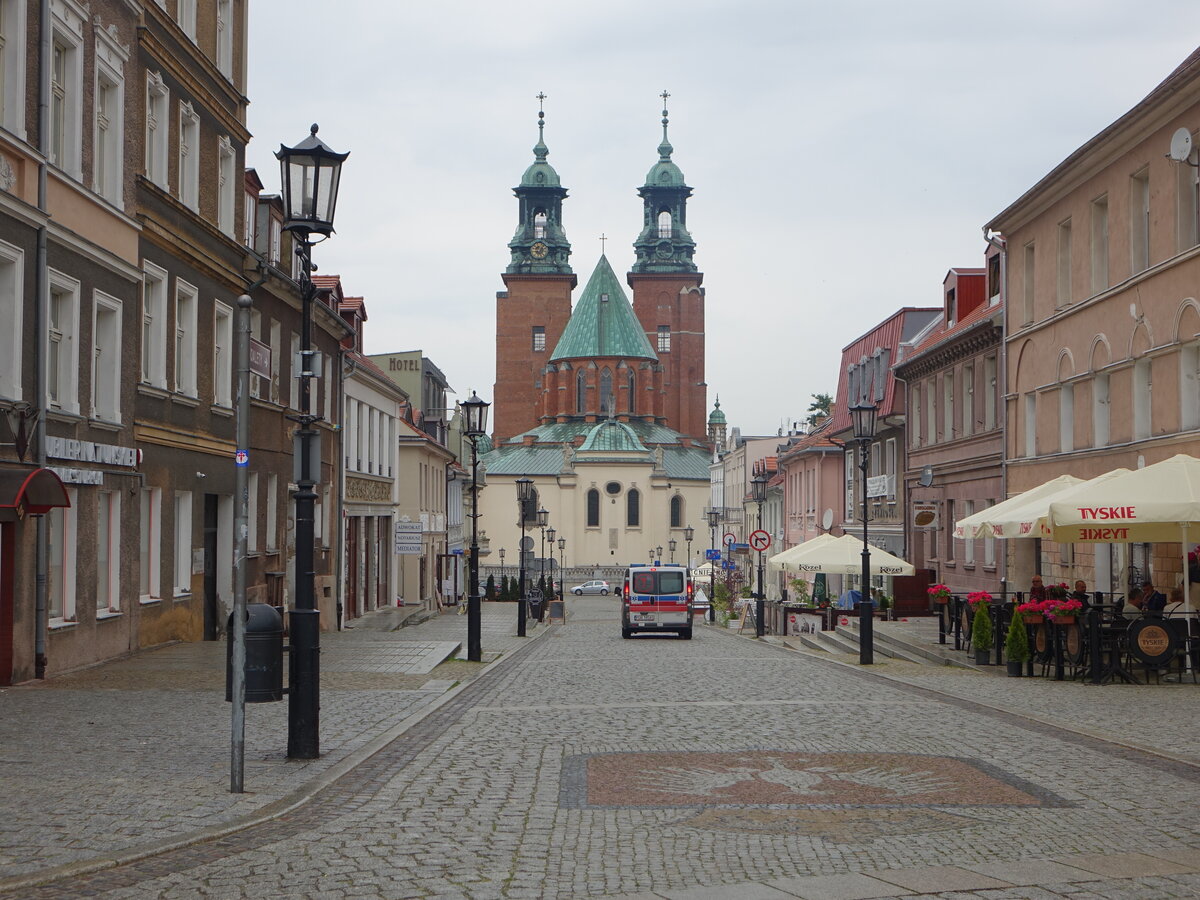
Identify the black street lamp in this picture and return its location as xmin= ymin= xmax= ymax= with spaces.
xmin=751 ymin=472 xmax=769 ymax=638
xmin=498 ymin=547 xmax=505 ymax=580
xmin=536 ymin=506 xmax=549 ymax=621
xmin=656 ymin=545 xmax=663 ymax=564
xmin=705 ymin=508 xmax=721 ymax=623
xmin=557 ymin=536 xmax=566 ymax=597
xmin=683 ymin=525 xmax=694 ymax=569
xmin=515 ymin=478 xmax=533 ymax=637
xmin=668 ymin=539 xmax=677 ymax=563
xmin=850 ymin=400 xmax=879 ymax=665
xmin=462 ymin=391 xmax=490 ymax=663
xmin=276 ymin=124 xmax=348 ymax=760
xmin=545 ymin=526 xmax=556 ymax=599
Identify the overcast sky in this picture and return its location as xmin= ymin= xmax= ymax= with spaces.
xmin=245 ymin=2 xmax=1200 ymax=437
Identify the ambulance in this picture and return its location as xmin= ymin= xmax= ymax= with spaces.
xmin=620 ymin=563 xmax=693 ymax=639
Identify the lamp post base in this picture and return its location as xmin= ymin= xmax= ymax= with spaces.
xmin=287 ymin=608 xmax=321 ymax=759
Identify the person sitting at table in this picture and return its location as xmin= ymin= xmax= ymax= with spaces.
xmin=1028 ymin=575 xmax=1047 ymax=602
xmin=1142 ymin=579 xmax=1168 ymax=613
xmin=1164 ymin=585 xmax=1185 ymax=615
xmin=1070 ymin=579 xmax=1091 ymax=607
xmin=1121 ymin=587 xmax=1144 ymax=616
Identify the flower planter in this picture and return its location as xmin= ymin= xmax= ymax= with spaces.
xmin=1006 ymin=660 xmax=1024 ymax=677
xmin=1052 ymin=616 xmax=1076 ymax=626
xmin=1023 ymin=615 xmax=1044 ymax=625
xmin=933 ymin=596 xmax=949 ymax=604
xmin=975 ymin=648 xmax=991 ymax=665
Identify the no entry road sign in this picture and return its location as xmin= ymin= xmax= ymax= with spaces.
xmin=749 ymin=530 xmax=771 ymax=552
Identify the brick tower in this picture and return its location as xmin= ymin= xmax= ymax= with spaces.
xmin=628 ymin=92 xmax=706 ymax=442
xmin=492 ymin=98 xmax=577 ymax=443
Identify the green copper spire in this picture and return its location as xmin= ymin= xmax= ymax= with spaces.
xmin=632 ymin=90 xmax=697 ymax=274
xmin=509 ymin=92 xmax=572 ymax=274
xmin=708 ymin=395 xmax=726 ymax=425
xmin=551 ymin=255 xmax=657 ymax=361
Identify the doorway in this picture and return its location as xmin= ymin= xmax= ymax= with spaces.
xmin=203 ymin=494 xmax=218 ymax=640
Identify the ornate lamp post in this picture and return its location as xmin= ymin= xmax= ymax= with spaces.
xmin=498 ymin=548 xmax=505 ymax=580
xmin=850 ymin=400 xmax=879 ymax=665
xmin=683 ymin=525 xmax=694 ymax=568
xmin=462 ymin=392 xmax=489 ymax=663
xmin=668 ymin=539 xmax=677 ymax=563
xmin=751 ymin=472 xmax=769 ymax=638
xmin=516 ymin=477 xmax=534 ymax=637
xmin=536 ymin=506 xmax=549 ymax=620
xmin=705 ymin=508 xmax=721 ymax=622
xmin=656 ymin=546 xmax=663 ymax=564
xmin=545 ymin=526 xmax=556 ymax=599
xmin=275 ymin=124 xmax=348 ymax=760
xmin=557 ymin=537 xmax=566 ymax=597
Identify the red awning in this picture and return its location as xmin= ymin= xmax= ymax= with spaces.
xmin=0 ymin=466 xmax=71 ymax=522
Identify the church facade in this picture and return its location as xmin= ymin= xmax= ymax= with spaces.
xmin=480 ymin=99 xmax=712 ymax=574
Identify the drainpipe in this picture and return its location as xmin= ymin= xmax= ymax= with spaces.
xmin=983 ymin=227 xmax=1008 ymax=586
xmin=337 ymin=354 xmax=357 ymax=628
xmin=33 ymin=0 xmax=50 ymax=678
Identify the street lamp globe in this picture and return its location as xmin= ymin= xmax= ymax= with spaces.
xmin=462 ymin=391 xmax=489 ymax=437
xmin=751 ymin=472 xmax=769 ymax=504
xmin=275 ymin=124 xmax=348 ymax=237
xmin=536 ymin=506 xmax=549 ymax=529
xmin=545 ymin=526 xmax=556 ymax=545
xmin=683 ymin=525 xmax=694 ymax=544
xmin=850 ymin=400 xmax=878 ymax=443
xmin=705 ymin=507 xmax=721 ymax=530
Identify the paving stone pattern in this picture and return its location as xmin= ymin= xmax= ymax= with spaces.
xmin=3 ymin=598 xmax=1200 ymax=899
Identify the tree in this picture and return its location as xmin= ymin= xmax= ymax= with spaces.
xmin=806 ymin=392 xmax=833 ymax=427
xmin=485 ymin=574 xmax=496 ymax=601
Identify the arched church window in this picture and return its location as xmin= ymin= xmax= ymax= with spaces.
xmin=534 ymin=211 xmax=547 ymax=240
xmin=670 ymin=494 xmax=683 ymax=528
xmin=521 ymin=487 xmax=540 ymax=526
xmin=576 ymin=369 xmax=587 ymax=414
xmin=657 ymin=210 xmax=672 ymax=239
xmin=586 ymin=488 xmax=600 ymax=527
xmin=599 ymin=368 xmax=613 ymax=417
xmin=627 ymin=371 xmax=636 ymax=414
xmin=626 ymin=488 xmax=640 ymax=527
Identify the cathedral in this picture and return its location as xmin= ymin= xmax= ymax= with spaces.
xmin=478 ymin=97 xmax=715 ymax=572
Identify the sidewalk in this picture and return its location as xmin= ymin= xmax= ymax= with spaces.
xmin=0 ymin=601 xmax=542 ymax=890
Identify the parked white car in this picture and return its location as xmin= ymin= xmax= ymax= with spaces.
xmin=571 ymin=580 xmax=611 ymax=595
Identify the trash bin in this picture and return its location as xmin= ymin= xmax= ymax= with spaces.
xmin=226 ymin=603 xmax=284 ymax=703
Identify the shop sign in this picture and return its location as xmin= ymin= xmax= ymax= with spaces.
xmin=46 ymin=437 xmax=138 ymax=467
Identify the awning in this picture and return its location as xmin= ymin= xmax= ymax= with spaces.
xmin=0 ymin=466 xmax=71 ymax=522
xmin=953 ymin=474 xmax=1082 ymax=539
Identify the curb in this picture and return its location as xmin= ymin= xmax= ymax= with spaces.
xmin=0 ymin=623 xmax=555 ymax=895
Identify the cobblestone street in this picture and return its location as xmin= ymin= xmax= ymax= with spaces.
xmin=4 ymin=598 xmax=1200 ymax=899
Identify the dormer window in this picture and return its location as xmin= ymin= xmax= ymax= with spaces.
xmin=657 ymin=210 xmax=672 ymax=239
xmin=533 ymin=211 xmax=547 ymax=240
xmin=946 ymin=287 xmax=956 ymax=327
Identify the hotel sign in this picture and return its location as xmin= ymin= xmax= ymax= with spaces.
xmin=46 ymin=437 xmax=138 ymax=467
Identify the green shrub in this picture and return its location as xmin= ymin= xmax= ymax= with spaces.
xmin=972 ymin=602 xmax=993 ymax=653
xmin=485 ymin=574 xmax=496 ymax=600
xmin=1005 ymin=609 xmax=1030 ymax=663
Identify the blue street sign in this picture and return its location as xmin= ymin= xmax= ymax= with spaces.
xmin=722 ymin=560 xmax=736 ymax=570
xmin=705 ymin=549 xmax=721 ymax=560
xmin=451 ymin=548 xmax=464 ymax=555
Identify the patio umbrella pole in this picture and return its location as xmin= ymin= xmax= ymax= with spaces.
xmin=1183 ymin=523 xmax=1194 ymax=676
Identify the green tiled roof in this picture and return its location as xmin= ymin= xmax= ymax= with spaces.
xmin=578 ymin=420 xmax=648 ymax=453
xmin=550 ymin=256 xmax=656 ymax=362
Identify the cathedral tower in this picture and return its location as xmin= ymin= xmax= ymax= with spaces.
xmin=493 ymin=96 xmax=577 ymax=443
xmin=628 ymin=92 xmax=707 ymax=442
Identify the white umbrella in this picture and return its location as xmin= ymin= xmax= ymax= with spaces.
xmin=770 ymin=533 xmax=914 ymax=576
xmin=767 ymin=533 xmax=839 ymax=571
xmin=987 ymin=469 xmax=1130 ymax=539
xmin=953 ymin=474 xmax=1082 ymax=539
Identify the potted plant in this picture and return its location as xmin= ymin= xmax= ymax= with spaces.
xmin=1045 ymin=596 xmax=1084 ymax=625
xmin=928 ymin=583 xmax=951 ymax=604
xmin=1004 ymin=608 xmax=1030 ymax=676
xmin=1047 ymin=581 xmax=1070 ymax=600
xmin=1016 ymin=599 xmax=1046 ymax=624
xmin=969 ymin=591 xmax=993 ymax=664
xmin=788 ymin=577 xmax=811 ymax=606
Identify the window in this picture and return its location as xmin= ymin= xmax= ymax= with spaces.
xmin=174 ymin=279 xmax=197 ymax=395
xmin=944 ymin=499 xmax=955 ymax=561
xmin=216 ymin=0 xmax=233 ymax=77
xmin=217 ymin=135 xmax=236 ymax=236
xmin=1133 ymin=357 xmax=1152 ymax=439
xmin=942 ymin=371 xmax=954 ymax=440
xmin=983 ymin=500 xmax=996 ymax=567
xmin=145 ymin=72 xmax=169 ymax=189
xmin=925 ymin=379 xmax=935 ymax=444
xmin=92 ymin=292 xmax=121 ymax=423
xmin=911 ymin=385 xmax=922 ymax=446
xmin=179 ymin=102 xmax=199 ymax=210
xmin=213 ymin=301 xmax=232 ymax=406
xmin=627 ymin=371 xmax=635 ymax=414
xmin=173 ymin=491 xmax=192 ymax=595
xmin=96 ymin=490 xmax=120 ymax=613
xmin=1131 ymin=168 xmax=1150 ymax=274
xmin=1056 ymin=218 xmax=1072 ymax=308
xmin=626 ymin=488 xmax=640 ymax=527
xmin=586 ymin=488 xmax=599 ymax=527
xmin=533 ymin=211 xmax=546 ymax=239
xmin=265 ymin=473 xmax=278 ymax=551
xmin=247 ymin=472 xmax=259 ymax=553
xmin=324 ymin=353 xmax=333 ymax=424
xmin=49 ymin=27 xmax=82 ymax=177
xmin=962 ymin=499 xmax=974 ymax=565
xmin=47 ymin=271 xmax=79 ymax=413
xmin=47 ymin=489 xmax=77 ymax=622
xmin=962 ymin=363 xmax=974 ymax=437
xmin=243 ymin=191 xmax=255 ymax=247
xmin=0 ymin=0 xmax=28 ymax=137
xmin=139 ymin=487 xmax=161 ymax=600
xmin=1093 ymin=371 xmax=1110 ymax=447
xmin=177 ymin=0 xmax=196 ymax=39
xmin=1059 ymin=383 xmax=1074 ymax=453
xmin=984 ymin=355 xmax=997 ymax=431
xmin=268 ymin=217 xmax=281 ymax=265
xmin=1022 ymin=242 xmax=1035 ymax=325
xmin=532 ymin=326 xmax=545 ymax=352
xmin=946 ymin=287 xmax=956 ymax=326
xmin=987 ymin=253 xmax=1001 ymax=304
xmin=1024 ymin=393 xmax=1036 ymax=457
xmin=93 ymin=67 xmax=122 ymax=205
xmin=575 ymin=369 xmax=586 ymax=414
xmin=1181 ymin=341 xmax=1200 ymax=431
xmin=670 ymin=494 xmax=683 ymax=528
xmin=0 ymin=239 xmax=23 ymax=400
xmin=657 ymin=325 xmax=671 ymax=353
xmin=599 ymin=368 xmax=612 ymax=417
xmin=1091 ymin=195 xmax=1109 ymax=295
xmin=141 ymin=262 xmax=167 ymax=387
xmin=270 ymin=319 xmax=281 ymax=403
xmin=1179 ymin=151 xmax=1200 ymax=253
xmin=658 ymin=210 xmax=672 ymax=238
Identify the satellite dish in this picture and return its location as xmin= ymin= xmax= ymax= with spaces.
xmin=1169 ymin=127 xmax=1194 ymax=162
xmin=821 ymin=508 xmax=834 ymax=531
xmin=919 ymin=465 xmax=934 ymax=488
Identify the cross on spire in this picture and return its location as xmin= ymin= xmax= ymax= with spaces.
xmin=600 ymin=233 xmax=607 ymax=255
xmin=660 ymin=90 xmax=671 ymax=148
